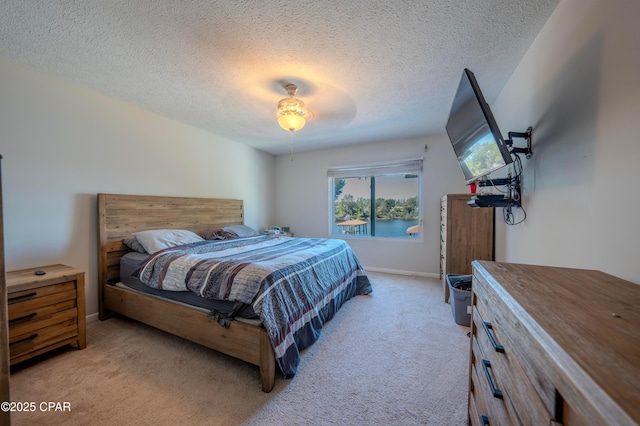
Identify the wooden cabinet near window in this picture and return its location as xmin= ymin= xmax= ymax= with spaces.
xmin=469 ymin=261 xmax=640 ymax=425
xmin=7 ymin=264 xmax=85 ymax=365
xmin=440 ymin=194 xmax=494 ymax=303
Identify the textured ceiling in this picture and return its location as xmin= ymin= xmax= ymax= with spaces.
xmin=0 ymin=0 xmax=558 ymax=155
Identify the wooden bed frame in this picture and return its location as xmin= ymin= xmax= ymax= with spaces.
xmin=97 ymin=193 xmax=276 ymax=392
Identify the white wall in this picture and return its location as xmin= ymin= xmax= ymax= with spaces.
xmin=275 ymin=0 xmax=640 ymax=285
xmin=491 ymin=0 xmax=640 ymax=283
xmin=274 ymin=136 xmax=468 ymax=276
xmin=0 ymin=60 xmax=276 ymax=316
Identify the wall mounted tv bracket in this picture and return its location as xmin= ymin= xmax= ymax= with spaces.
xmin=505 ymin=126 xmax=533 ymax=159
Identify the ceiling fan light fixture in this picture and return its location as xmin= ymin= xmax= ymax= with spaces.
xmin=277 ymin=84 xmax=308 ymax=132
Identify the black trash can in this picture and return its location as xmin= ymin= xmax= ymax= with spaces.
xmin=446 ymin=274 xmax=472 ymax=326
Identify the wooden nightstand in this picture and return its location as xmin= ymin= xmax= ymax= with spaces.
xmin=7 ymin=264 xmax=86 ymax=365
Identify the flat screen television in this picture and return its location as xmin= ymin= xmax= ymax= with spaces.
xmin=445 ymin=68 xmax=513 ymax=183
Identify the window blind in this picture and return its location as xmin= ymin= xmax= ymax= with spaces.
xmin=327 ymin=157 xmax=423 ymax=178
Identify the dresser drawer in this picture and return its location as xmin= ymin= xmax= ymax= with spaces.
xmin=470 ymin=336 xmax=510 ymax=425
xmin=473 ymin=272 xmax=558 ymax=416
xmin=472 ymin=301 xmax=554 ymax=425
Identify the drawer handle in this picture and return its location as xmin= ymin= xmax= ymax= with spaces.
xmin=481 ymin=359 xmax=503 ymax=400
xmin=479 ymin=415 xmax=490 ymax=425
xmin=482 ymin=321 xmax=505 ymax=353
xmin=8 ymin=292 xmax=37 ymax=303
xmin=10 ymin=333 xmax=38 ymax=346
xmin=9 ymin=312 xmax=38 ymax=324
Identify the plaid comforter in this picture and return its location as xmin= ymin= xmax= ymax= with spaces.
xmin=135 ymin=235 xmax=372 ymax=377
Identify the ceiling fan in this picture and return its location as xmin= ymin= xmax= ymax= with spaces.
xmin=277 ymin=83 xmax=311 ymax=132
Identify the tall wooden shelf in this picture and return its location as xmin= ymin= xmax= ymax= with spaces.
xmin=440 ymin=194 xmax=494 ymax=303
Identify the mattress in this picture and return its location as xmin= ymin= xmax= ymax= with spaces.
xmin=118 ymin=251 xmax=260 ymax=323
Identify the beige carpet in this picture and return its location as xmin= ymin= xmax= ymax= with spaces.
xmin=9 ymin=272 xmax=470 ymax=425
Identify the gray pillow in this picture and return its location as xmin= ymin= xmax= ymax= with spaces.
xmin=221 ymin=224 xmax=259 ymax=238
xmin=123 ymin=237 xmax=147 ymax=253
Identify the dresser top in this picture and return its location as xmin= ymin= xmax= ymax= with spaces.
xmin=442 ymin=193 xmax=474 ymax=201
xmin=473 ymin=260 xmax=640 ymax=423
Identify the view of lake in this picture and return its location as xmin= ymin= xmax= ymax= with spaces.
xmin=333 ymin=219 xmax=419 ymax=238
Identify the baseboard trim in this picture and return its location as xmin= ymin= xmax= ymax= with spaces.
xmin=363 ymin=266 xmax=439 ymax=279
xmin=86 ymin=312 xmax=100 ymax=323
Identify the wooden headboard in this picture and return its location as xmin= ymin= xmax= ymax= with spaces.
xmin=97 ymin=193 xmax=244 ymax=316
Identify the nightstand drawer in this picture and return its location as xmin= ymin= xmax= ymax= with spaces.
xmin=8 ymin=281 xmax=77 ymax=320
xmin=9 ymin=318 xmax=78 ymax=361
xmin=8 ymin=299 xmax=76 ymax=324
xmin=9 ymin=307 xmax=78 ymax=339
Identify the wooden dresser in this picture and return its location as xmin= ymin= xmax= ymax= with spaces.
xmin=440 ymin=194 xmax=494 ymax=302
xmin=469 ymin=261 xmax=640 ymax=425
xmin=7 ymin=264 xmax=85 ymax=365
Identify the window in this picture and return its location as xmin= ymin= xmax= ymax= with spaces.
xmin=328 ymin=158 xmax=423 ymax=239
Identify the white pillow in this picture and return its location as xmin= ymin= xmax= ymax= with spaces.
xmin=133 ymin=229 xmax=204 ymax=254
